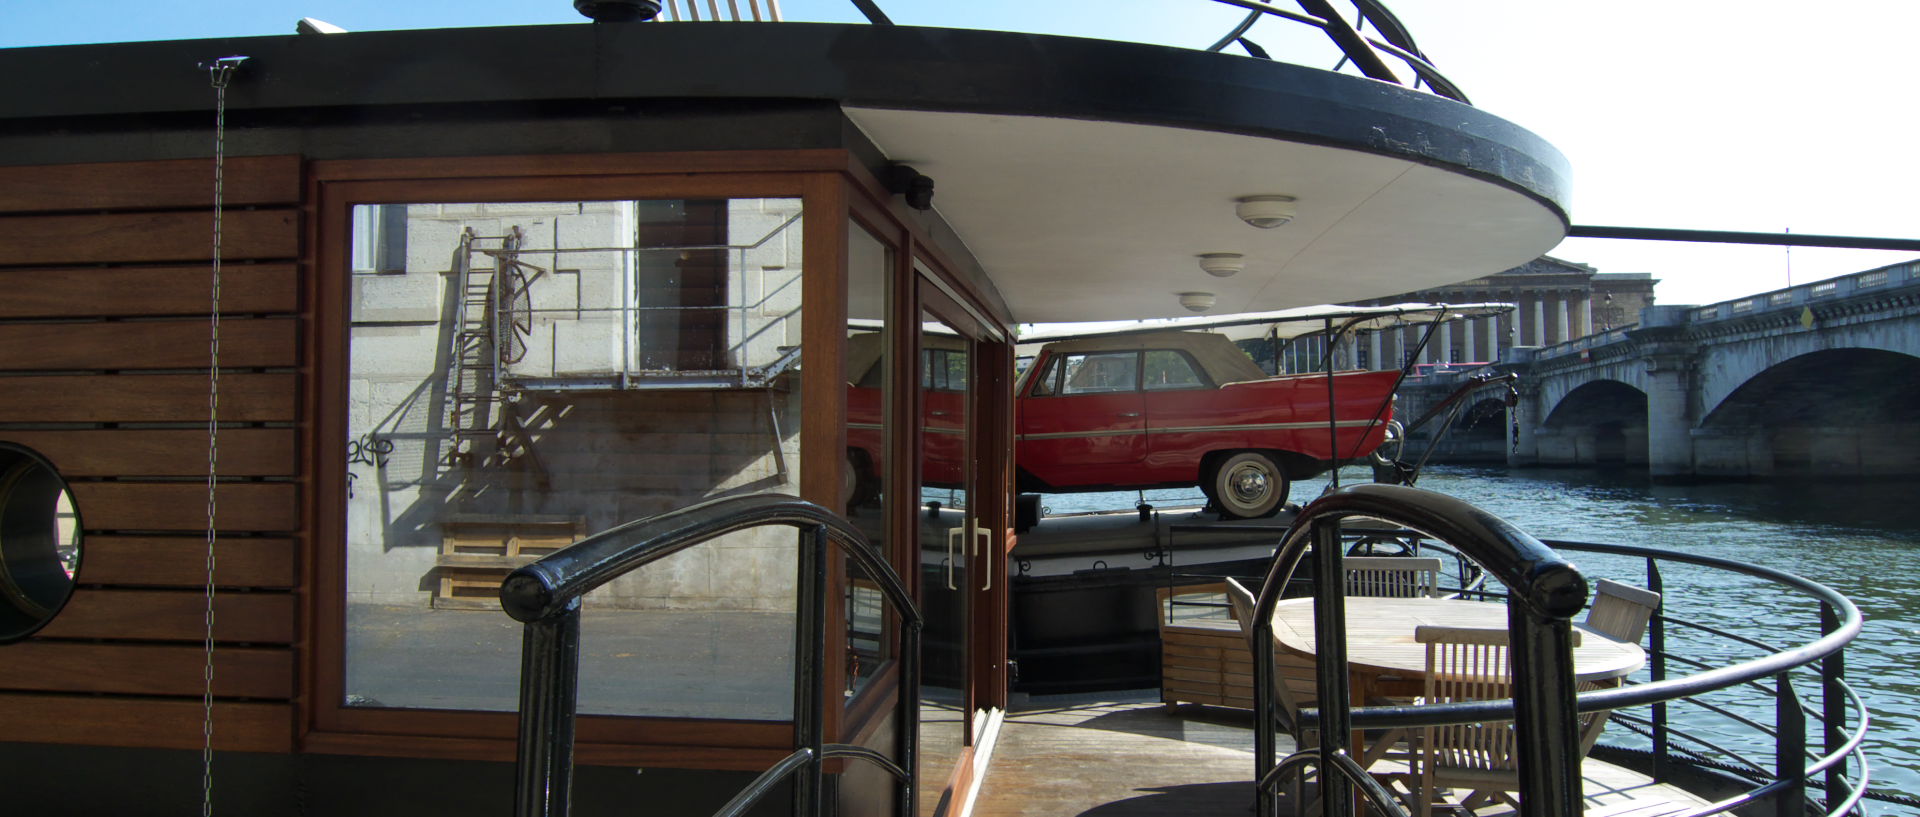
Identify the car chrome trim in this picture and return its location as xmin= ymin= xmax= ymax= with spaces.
xmin=1017 ymin=419 xmax=1380 ymax=441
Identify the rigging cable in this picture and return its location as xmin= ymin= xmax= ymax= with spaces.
xmin=200 ymin=53 xmax=246 ymax=817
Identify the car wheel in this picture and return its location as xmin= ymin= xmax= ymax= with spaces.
xmin=1211 ymin=451 xmax=1289 ymax=519
xmin=843 ymin=451 xmax=865 ymax=511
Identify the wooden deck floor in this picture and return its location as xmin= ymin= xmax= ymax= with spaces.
xmin=970 ymin=696 xmax=1712 ymax=817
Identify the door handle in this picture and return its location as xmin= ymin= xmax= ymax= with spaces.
xmin=931 ymin=410 xmax=950 ymax=416
xmin=1117 ymin=412 xmax=1141 ymax=418
xmin=974 ymin=525 xmax=993 ymax=591
xmin=946 ymin=526 xmax=962 ymax=590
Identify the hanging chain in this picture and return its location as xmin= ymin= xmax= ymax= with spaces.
xmin=202 ymin=53 xmax=245 ymax=817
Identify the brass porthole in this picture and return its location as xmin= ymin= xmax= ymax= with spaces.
xmin=0 ymin=443 xmax=82 ymax=644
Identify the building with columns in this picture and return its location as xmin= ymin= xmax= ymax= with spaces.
xmin=1299 ymin=256 xmax=1658 ymax=372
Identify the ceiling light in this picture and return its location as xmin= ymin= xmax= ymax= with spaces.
xmin=1235 ymin=195 xmax=1297 ymax=229
xmin=1197 ymin=252 xmax=1244 ymax=278
xmin=1178 ymin=292 xmax=1216 ymax=313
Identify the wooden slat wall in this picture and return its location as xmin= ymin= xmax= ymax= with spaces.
xmin=0 ymin=156 xmax=303 ymax=753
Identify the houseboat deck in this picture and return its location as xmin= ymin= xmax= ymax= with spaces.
xmin=974 ymin=696 xmax=1712 ymax=817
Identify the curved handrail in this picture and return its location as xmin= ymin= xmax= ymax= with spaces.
xmin=1536 ymin=539 xmax=1861 ymax=717
xmin=1255 ymin=484 xmax=1585 ymax=625
xmin=1249 ymin=483 xmax=1589 ymax=816
xmin=501 ymin=492 xmax=916 ymax=629
xmin=1204 ymin=0 xmax=1471 ymax=103
xmin=1263 ymin=749 xmax=1404 ymax=813
xmin=1244 ymin=497 xmax=1872 ymax=817
xmin=503 ymin=494 xmax=922 ymax=817
xmin=1543 ymin=538 xmax=1873 ymax=816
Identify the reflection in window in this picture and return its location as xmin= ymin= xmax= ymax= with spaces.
xmin=921 ymin=347 xmax=968 ymax=392
xmin=1061 ymin=352 xmax=1139 ymax=394
xmin=1143 ymin=350 xmax=1206 ymax=390
xmin=345 ymin=199 xmax=803 ymax=719
xmin=843 ymin=224 xmax=892 ymax=700
xmin=351 ymin=204 xmax=409 ymax=273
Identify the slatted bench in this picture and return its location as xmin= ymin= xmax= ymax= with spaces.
xmin=1156 ymin=582 xmax=1254 ymax=709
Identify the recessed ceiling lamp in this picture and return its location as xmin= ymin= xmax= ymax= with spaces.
xmin=1235 ymin=195 xmax=1297 ymax=229
xmin=1197 ymin=252 xmax=1244 ymax=278
xmin=1178 ymin=292 xmax=1216 ymax=313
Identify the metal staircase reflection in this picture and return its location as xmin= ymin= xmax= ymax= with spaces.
xmin=443 ymin=225 xmax=536 ymax=474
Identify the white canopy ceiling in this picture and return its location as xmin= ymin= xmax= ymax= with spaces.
xmin=846 ymin=108 xmax=1565 ymax=324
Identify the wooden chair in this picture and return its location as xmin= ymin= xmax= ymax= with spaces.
xmin=1584 ymin=579 xmax=1662 ymax=643
xmin=1578 ymin=580 xmax=1661 ymax=753
xmin=1157 ymin=582 xmax=1255 ymax=709
xmin=1227 ymin=577 xmax=1332 ymax=814
xmin=1224 ymin=578 xmax=1318 ymax=744
xmin=1342 ymin=556 xmax=1445 ymax=599
xmin=1411 ymin=625 xmax=1511 ymax=816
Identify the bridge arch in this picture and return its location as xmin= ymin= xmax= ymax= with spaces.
xmin=1536 ymin=379 xmax=1647 ymax=465
xmin=1697 ymin=348 xmax=1920 ymax=477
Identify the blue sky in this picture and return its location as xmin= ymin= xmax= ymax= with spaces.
xmin=5 ymin=0 xmax=1916 ymax=305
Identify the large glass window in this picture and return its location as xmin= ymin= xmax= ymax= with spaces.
xmin=842 ymin=223 xmax=892 ymax=700
xmin=344 ymin=198 xmax=803 ymax=719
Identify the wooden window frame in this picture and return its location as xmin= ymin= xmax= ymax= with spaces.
xmin=306 ymin=153 xmax=860 ymax=769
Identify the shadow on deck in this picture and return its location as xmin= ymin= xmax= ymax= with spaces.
xmin=974 ymin=696 xmax=1710 ymax=817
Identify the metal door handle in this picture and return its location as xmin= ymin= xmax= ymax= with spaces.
xmin=975 ymin=526 xmax=993 ymax=591
xmin=931 ymin=410 xmax=950 ymax=416
xmin=1117 ymin=412 xmax=1141 ymax=418
xmin=946 ymin=527 xmax=962 ymax=590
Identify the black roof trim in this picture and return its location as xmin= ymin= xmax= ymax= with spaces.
xmin=0 ymin=22 xmax=1569 ymax=216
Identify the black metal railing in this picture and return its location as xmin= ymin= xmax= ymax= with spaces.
xmin=1243 ymin=483 xmax=1871 ymax=817
xmin=499 ymin=494 xmax=921 ymax=817
xmin=1250 ymin=483 xmax=1589 ymax=817
xmin=836 ymin=0 xmax=1469 ymax=103
xmin=1203 ymin=0 xmax=1470 ymax=102
xmin=1540 ymin=539 xmax=1875 ymax=817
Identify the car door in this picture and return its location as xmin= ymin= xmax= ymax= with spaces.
xmin=1137 ymin=347 xmax=1243 ymax=480
xmin=1016 ymin=349 xmax=1147 ymax=485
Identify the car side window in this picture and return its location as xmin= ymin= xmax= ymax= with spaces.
xmin=921 ymin=348 xmax=967 ymax=392
xmin=1143 ymin=349 xmax=1209 ymax=390
xmin=1029 ymin=355 xmax=1061 ymax=396
xmin=1060 ymin=352 xmax=1140 ymax=395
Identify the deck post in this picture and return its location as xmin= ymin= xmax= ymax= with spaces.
xmin=793 ymin=524 xmax=828 ymax=817
xmin=1647 ymin=559 xmax=1670 ymax=782
xmin=1775 ymin=673 xmax=1808 ymax=817
xmin=1310 ymin=519 xmax=1353 ymax=817
xmin=1507 ymin=602 xmax=1582 ymax=815
xmin=1253 ymin=623 xmax=1276 ymax=817
xmin=1820 ymin=602 xmax=1847 ymax=807
xmin=514 ymin=600 xmax=582 ymax=817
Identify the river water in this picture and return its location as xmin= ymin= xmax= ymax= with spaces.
xmin=1048 ymin=465 xmax=1920 ymax=812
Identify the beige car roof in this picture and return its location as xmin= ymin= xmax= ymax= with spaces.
xmin=1033 ymin=330 xmax=1267 ymax=384
xmin=847 ymin=328 xmax=966 ymax=385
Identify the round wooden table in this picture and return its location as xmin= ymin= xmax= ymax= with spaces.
xmin=1269 ymin=596 xmax=1645 ymax=695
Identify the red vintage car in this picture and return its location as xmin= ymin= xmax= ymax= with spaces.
xmin=1012 ymin=330 xmax=1396 ymax=516
xmin=848 ymin=328 xmax=1398 ymax=518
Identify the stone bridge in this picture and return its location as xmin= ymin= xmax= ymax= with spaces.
xmin=1396 ymin=260 xmax=1920 ymax=479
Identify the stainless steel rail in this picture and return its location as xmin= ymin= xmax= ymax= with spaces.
xmin=1239 ymin=482 xmax=1871 ymax=817
xmin=1541 ymin=539 xmax=1874 ymax=817
xmin=500 ymin=494 xmax=921 ymax=817
xmin=1250 ymin=483 xmax=1589 ymax=817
